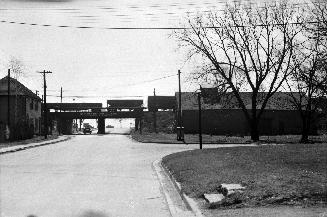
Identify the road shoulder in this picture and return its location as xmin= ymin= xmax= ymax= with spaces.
xmin=0 ymin=135 xmax=71 ymax=154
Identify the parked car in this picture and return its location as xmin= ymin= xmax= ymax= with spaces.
xmin=83 ymin=127 xmax=92 ymax=134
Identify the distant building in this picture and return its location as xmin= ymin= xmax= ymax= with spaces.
xmin=0 ymin=76 xmax=42 ymax=141
xmin=175 ymin=90 xmax=313 ymax=135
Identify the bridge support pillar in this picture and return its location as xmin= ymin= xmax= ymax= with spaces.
xmin=97 ymin=118 xmax=105 ymax=134
xmin=61 ymin=119 xmax=73 ymax=135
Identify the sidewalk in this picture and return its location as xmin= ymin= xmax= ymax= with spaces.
xmin=0 ymin=135 xmax=71 ymax=154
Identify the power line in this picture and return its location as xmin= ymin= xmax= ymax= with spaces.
xmin=45 ymin=73 xmax=177 ymax=98
xmin=108 ymin=73 xmax=177 ymax=89
xmin=45 ymin=73 xmax=177 ymax=93
xmin=1 ymin=19 xmax=324 ymax=30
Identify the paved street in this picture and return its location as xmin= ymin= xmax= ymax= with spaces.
xmin=0 ymin=134 xmax=194 ymax=217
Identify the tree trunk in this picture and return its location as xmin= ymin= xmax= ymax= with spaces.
xmin=300 ymin=112 xmax=310 ymax=143
xmin=250 ymin=119 xmax=260 ymax=141
xmin=250 ymin=98 xmax=260 ymax=141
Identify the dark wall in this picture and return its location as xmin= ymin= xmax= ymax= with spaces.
xmin=0 ymin=95 xmax=26 ymax=125
xmin=182 ymin=109 xmax=306 ymax=135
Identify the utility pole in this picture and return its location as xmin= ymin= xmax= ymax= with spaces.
xmin=177 ymin=70 xmax=184 ymax=141
xmin=35 ymin=90 xmax=39 ymax=96
xmin=198 ymin=86 xmax=203 ymax=149
xmin=153 ymin=88 xmax=157 ymax=133
xmin=178 ymin=70 xmax=182 ymax=128
xmin=60 ymin=87 xmax=63 ymax=113
xmin=38 ymin=70 xmax=52 ymax=139
xmin=7 ymin=69 xmax=10 ymax=140
xmin=60 ymin=87 xmax=63 ymax=103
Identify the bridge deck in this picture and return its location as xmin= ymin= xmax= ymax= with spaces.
xmin=50 ymin=110 xmax=143 ymax=119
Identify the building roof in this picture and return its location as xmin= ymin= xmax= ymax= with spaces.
xmin=175 ymin=90 xmax=302 ymax=110
xmin=0 ymin=76 xmax=41 ymax=100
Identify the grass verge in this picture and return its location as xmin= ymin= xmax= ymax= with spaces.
xmin=0 ymin=134 xmax=59 ymax=149
xmin=162 ymin=143 xmax=327 ymax=208
xmin=132 ymin=131 xmax=327 ymax=144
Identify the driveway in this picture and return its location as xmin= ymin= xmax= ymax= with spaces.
xmin=0 ymin=134 xmax=194 ymax=217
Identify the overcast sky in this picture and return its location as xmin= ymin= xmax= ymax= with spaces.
xmin=0 ymin=0 xmax=309 ymax=106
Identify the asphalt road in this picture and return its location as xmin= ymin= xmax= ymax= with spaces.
xmin=0 ymin=134 xmax=194 ymax=217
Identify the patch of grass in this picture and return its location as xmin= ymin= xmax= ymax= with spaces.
xmin=131 ymin=131 xmax=251 ymax=144
xmin=131 ymin=131 xmax=327 ymax=144
xmin=162 ymin=143 xmax=327 ymax=207
xmin=0 ymin=135 xmax=59 ymax=149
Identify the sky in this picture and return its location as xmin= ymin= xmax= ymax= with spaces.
xmin=0 ymin=0 xmax=311 ymax=107
xmin=0 ymin=0 xmax=217 ymax=106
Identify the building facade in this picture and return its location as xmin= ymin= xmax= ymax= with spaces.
xmin=0 ymin=76 xmax=42 ymax=141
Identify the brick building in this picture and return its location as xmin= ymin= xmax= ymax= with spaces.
xmin=0 ymin=76 xmax=42 ymax=141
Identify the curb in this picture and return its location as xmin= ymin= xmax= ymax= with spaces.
xmin=161 ymin=161 xmax=205 ymax=217
xmin=0 ymin=136 xmax=71 ymax=155
xmin=153 ymin=159 xmax=205 ymax=217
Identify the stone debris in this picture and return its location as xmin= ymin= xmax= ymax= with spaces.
xmin=217 ymin=183 xmax=245 ymax=196
xmin=203 ymin=193 xmax=225 ymax=204
xmin=226 ymin=189 xmax=244 ymax=196
xmin=221 ymin=183 xmax=245 ymax=191
xmin=204 ymin=184 xmax=246 ymax=207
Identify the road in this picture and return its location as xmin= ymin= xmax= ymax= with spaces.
xmin=0 ymin=134 xmax=194 ymax=217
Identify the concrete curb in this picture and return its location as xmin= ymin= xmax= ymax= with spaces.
xmin=0 ymin=136 xmax=71 ymax=155
xmin=153 ymin=159 xmax=205 ymax=217
xmin=153 ymin=160 xmax=186 ymax=217
xmin=161 ymin=161 xmax=205 ymax=217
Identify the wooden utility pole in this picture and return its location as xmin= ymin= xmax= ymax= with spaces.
xmin=153 ymin=88 xmax=157 ymax=133
xmin=60 ymin=87 xmax=63 ymax=112
xmin=7 ymin=69 xmax=10 ymax=139
xmin=177 ymin=70 xmax=184 ymax=141
xmin=38 ymin=70 xmax=52 ymax=139
xmin=198 ymin=86 xmax=203 ymax=149
xmin=178 ymin=70 xmax=182 ymax=128
xmin=60 ymin=87 xmax=63 ymax=102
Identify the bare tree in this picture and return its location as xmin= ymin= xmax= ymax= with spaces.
xmin=312 ymin=1 xmax=327 ymax=94
xmin=285 ymin=2 xmax=327 ymax=143
xmin=173 ymin=1 xmax=305 ymax=141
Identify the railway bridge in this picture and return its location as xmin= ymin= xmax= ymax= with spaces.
xmin=47 ymin=100 xmax=144 ymax=134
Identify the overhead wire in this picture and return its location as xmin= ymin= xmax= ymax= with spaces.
xmin=46 ymin=73 xmax=177 ymax=98
xmin=0 ymin=19 xmax=324 ymax=30
xmin=0 ymin=1 xmax=323 ymax=30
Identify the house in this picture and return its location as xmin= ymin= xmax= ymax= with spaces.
xmin=0 ymin=76 xmax=42 ymax=141
xmin=175 ymin=90 xmax=309 ymax=135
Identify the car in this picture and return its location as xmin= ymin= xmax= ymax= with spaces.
xmin=83 ymin=127 xmax=92 ymax=134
